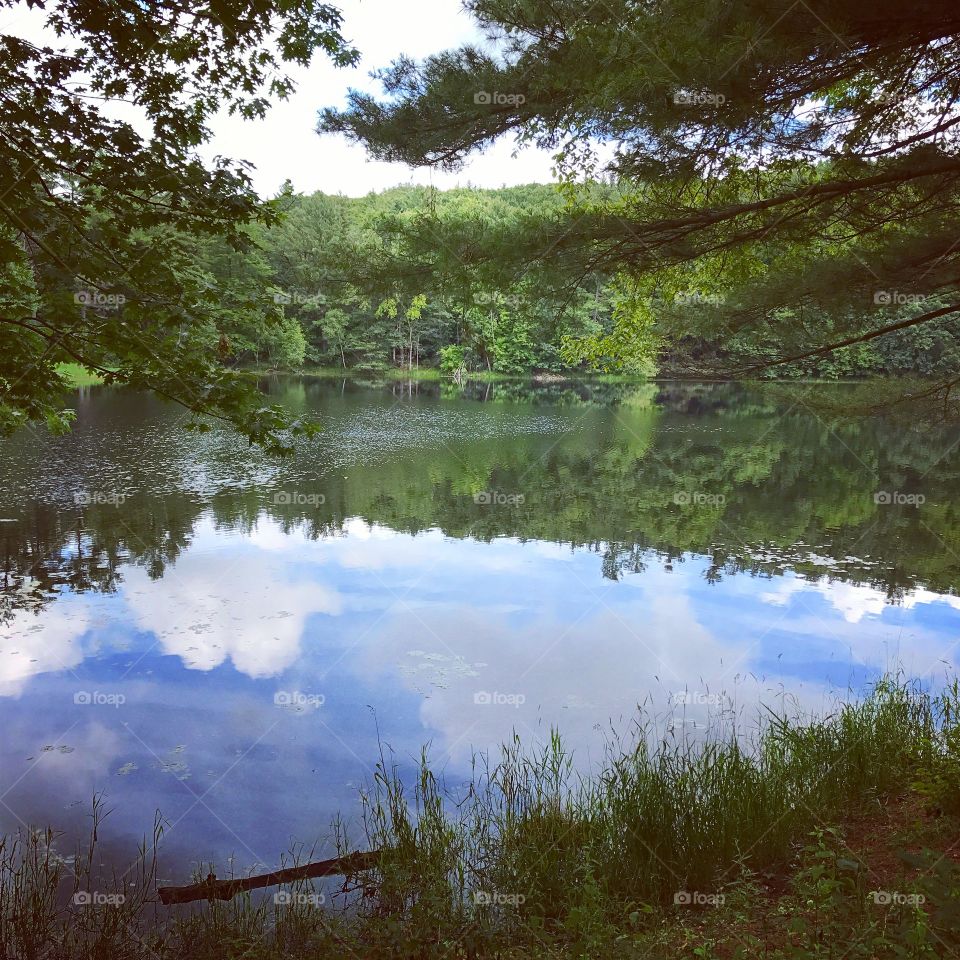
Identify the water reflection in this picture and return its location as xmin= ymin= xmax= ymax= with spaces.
xmin=1 ymin=378 xmax=960 ymax=878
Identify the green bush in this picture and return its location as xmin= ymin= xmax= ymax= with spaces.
xmin=438 ymin=344 xmax=466 ymax=374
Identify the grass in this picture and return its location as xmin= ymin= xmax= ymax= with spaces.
xmin=55 ymin=363 xmax=105 ymax=387
xmin=3 ymin=677 xmax=960 ymax=958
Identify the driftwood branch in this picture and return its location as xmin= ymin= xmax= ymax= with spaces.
xmin=157 ymin=850 xmax=382 ymax=905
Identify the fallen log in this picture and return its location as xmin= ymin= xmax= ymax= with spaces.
xmin=157 ymin=849 xmax=382 ymax=905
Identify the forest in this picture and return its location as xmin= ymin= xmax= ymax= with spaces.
xmin=194 ymin=180 xmax=960 ymax=381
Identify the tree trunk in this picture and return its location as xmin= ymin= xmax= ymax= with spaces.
xmin=158 ymin=850 xmax=382 ymax=905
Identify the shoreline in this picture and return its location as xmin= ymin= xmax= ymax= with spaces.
xmin=4 ymin=677 xmax=958 ymax=958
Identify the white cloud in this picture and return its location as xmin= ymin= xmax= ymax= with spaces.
xmin=122 ymin=517 xmax=343 ymax=677
xmin=203 ymin=0 xmax=560 ymax=196
xmin=0 ymin=594 xmax=93 ymax=696
xmin=2 ymin=0 xmax=559 ymax=197
xmin=28 ymin=721 xmax=127 ymax=781
xmin=761 ymin=575 xmax=960 ymax=624
xmin=349 ymin=564 xmax=831 ymax=766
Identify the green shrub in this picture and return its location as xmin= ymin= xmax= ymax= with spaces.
xmin=438 ymin=344 xmax=466 ymax=374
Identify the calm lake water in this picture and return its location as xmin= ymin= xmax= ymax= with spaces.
xmin=1 ymin=376 xmax=959 ymax=881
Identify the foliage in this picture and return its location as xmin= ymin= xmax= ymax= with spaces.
xmin=912 ymin=679 xmax=960 ymax=817
xmin=189 ymin=182 xmax=960 ymax=382
xmin=0 ymin=0 xmax=356 ymax=450
xmin=8 ymin=0 xmax=960 ymax=443
xmin=438 ymin=344 xmax=466 ymax=375
xmin=252 ymin=183 xmax=618 ymax=375
xmin=320 ymin=0 xmax=960 ymax=410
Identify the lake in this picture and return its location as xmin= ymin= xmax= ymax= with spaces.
xmin=1 ymin=376 xmax=958 ymax=883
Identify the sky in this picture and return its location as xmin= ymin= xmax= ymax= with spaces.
xmin=2 ymin=0 xmax=558 ymax=197
xmin=205 ymin=0 xmax=560 ymax=197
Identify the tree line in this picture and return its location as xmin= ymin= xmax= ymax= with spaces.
xmin=202 ymin=181 xmax=619 ymax=376
xmin=197 ymin=180 xmax=960 ymax=382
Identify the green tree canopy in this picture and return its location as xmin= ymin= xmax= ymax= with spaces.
xmin=1 ymin=0 xmax=355 ymax=450
xmin=321 ymin=0 xmax=960 ymax=406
